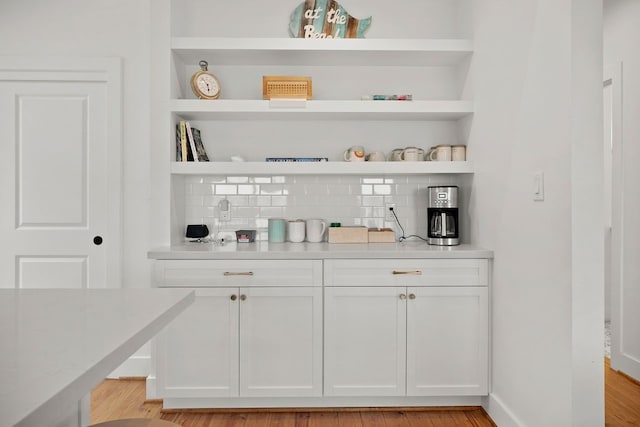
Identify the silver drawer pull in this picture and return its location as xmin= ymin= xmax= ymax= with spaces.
xmin=223 ymin=271 xmax=254 ymax=276
xmin=392 ymin=270 xmax=422 ymax=275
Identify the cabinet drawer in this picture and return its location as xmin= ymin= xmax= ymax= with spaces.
xmin=155 ymin=260 xmax=322 ymax=287
xmin=324 ymin=259 xmax=488 ymax=287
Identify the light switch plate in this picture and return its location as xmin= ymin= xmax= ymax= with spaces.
xmin=533 ymin=171 xmax=544 ymax=201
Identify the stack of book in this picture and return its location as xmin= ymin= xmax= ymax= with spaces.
xmin=176 ymin=120 xmax=210 ymax=162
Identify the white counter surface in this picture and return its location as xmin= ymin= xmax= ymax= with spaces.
xmin=148 ymin=241 xmax=493 ymax=260
xmin=0 ymin=288 xmax=195 ymax=427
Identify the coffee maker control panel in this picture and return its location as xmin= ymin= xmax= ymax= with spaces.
xmin=429 ymin=187 xmax=458 ymax=209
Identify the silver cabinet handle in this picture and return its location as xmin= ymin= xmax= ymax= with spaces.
xmin=409 ymin=293 xmax=416 ymax=300
xmin=224 ymin=271 xmax=254 ymax=276
xmin=230 ymin=294 xmax=238 ymax=301
xmin=399 ymin=293 xmax=407 ymax=300
xmin=240 ymin=294 xmax=247 ymax=301
xmin=392 ymin=270 xmax=422 ymax=275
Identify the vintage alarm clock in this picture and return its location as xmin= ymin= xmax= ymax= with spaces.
xmin=191 ymin=60 xmax=221 ymax=100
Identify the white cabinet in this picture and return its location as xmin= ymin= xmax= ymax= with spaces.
xmin=323 ymin=259 xmax=489 ymax=397
xmin=157 ymin=288 xmax=239 ymax=397
xmin=240 ymin=286 xmax=322 ymax=397
xmin=155 ymin=260 xmax=323 ymax=398
xmin=406 ymin=286 xmax=488 ymax=396
xmin=153 ymin=256 xmax=489 ymax=405
xmin=324 ymin=286 xmax=407 ymax=396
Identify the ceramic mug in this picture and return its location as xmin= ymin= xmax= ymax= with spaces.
xmin=306 ymin=219 xmax=327 ymax=242
xmin=268 ymin=218 xmax=286 ymax=243
xmin=452 ymin=145 xmax=466 ymax=161
xmin=401 ymin=146 xmax=424 ymax=161
xmin=287 ymin=220 xmax=306 ymax=243
xmin=429 ymin=145 xmax=452 ymax=161
xmin=343 ymin=145 xmax=365 ymax=162
xmin=365 ymin=151 xmax=386 ymax=162
xmin=389 ymin=148 xmax=404 ymax=161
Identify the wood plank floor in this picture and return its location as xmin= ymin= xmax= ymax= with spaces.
xmin=91 ymin=357 xmax=640 ymax=427
xmin=606 ymin=357 xmax=640 ymax=426
xmin=91 ymin=380 xmax=495 ymax=427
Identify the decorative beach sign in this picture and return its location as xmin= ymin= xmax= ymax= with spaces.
xmin=289 ymin=0 xmax=372 ymax=39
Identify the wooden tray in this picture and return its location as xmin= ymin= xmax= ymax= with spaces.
xmin=368 ymin=228 xmax=396 ymax=243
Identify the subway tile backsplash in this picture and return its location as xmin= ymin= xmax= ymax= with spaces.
xmin=183 ymin=175 xmax=464 ymax=241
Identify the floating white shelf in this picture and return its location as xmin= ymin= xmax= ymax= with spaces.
xmin=171 ymin=37 xmax=473 ymax=66
xmin=170 ymin=99 xmax=473 ymax=121
xmin=170 ymin=161 xmax=474 ymax=176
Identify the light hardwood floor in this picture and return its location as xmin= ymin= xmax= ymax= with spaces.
xmin=91 ymin=381 xmax=495 ymax=426
xmin=91 ymin=358 xmax=640 ymax=427
xmin=606 ymin=357 xmax=640 ymax=426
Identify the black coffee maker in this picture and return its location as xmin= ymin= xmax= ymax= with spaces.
xmin=427 ymin=186 xmax=459 ymax=246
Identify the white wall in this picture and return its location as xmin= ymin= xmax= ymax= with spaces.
xmin=468 ymin=0 xmax=603 ymax=425
xmin=604 ymin=0 xmax=640 ymax=381
xmin=0 ymin=0 xmax=151 ymax=293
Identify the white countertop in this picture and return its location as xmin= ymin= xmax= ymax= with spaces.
xmin=148 ymin=241 xmax=493 ymax=260
xmin=0 ymin=288 xmax=195 ymax=427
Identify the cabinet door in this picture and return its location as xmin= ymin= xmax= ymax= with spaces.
xmin=157 ymin=288 xmax=239 ymax=398
xmin=239 ymin=287 xmax=322 ymax=397
xmin=324 ymin=287 xmax=407 ymax=396
xmin=406 ymin=286 xmax=488 ymax=396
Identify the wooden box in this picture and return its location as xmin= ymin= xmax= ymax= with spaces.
xmin=328 ymin=226 xmax=369 ymax=243
xmin=263 ymin=76 xmax=312 ymax=99
xmin=368 ymin=228 xmax=396 ymax=243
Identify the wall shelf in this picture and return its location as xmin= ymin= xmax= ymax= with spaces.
xmin=170 ymin=161 xmax=474 ymax=175
xmin=171 ymin=99 xmax=473 ymax=121
xmin=171 ymin=37 xmax=473 ymax=66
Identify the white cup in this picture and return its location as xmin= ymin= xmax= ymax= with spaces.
xmin=306 ymin=219 xmax=327 ymax=242
xmin=401 ymin=147 xmax=424 ymax=161
xmin=343 ymin=145 xmax=365 ymax=162
xmin=429 ymin=145 xmax=452 ymax=161
xmin=365 ymin=151 xmax=386 ymax=162
xmin=287 ymin=220 xmax=306 ymax=243
xmin=452 ymin=145 xmax=466 ymax=161
xmin=389 ymin=148 xmax=404 ymax=161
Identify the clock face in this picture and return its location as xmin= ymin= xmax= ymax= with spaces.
xmin=192 ymin=70 xmax=221 ymax=99
xmin=197 ymin=74 xmax=219 ymax=96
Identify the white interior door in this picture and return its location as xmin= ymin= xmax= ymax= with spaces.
xmin=0 ymin=57 xmax=121 ymax=289
xmin=607 ymin=62 xmax=640 ymax=381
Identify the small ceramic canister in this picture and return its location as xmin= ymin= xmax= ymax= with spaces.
xmin=287 ymin=220 xmax=306 ymax=243
xmin=268 ymin=218 xmax=286 ymax=243
xmin=452 ymin=145 xmax=466 ymax=161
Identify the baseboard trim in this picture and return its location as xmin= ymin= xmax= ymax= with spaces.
xmin=107 ymin=355 xmax=150 ymax=379
xmin=486 ymin=393 xmax=525 ymax=427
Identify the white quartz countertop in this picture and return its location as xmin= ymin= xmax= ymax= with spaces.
xmin=0 ymin=288 xmax=195 ymax=427
xmin=148 ymin=241 xmax=493 ymax=260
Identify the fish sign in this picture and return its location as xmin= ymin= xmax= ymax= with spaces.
xmin=289 ymin=0 xmax=372 ymax=39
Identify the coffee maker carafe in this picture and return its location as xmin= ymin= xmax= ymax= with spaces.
xmin=427 ymin=186 xmax=459 ymax=246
